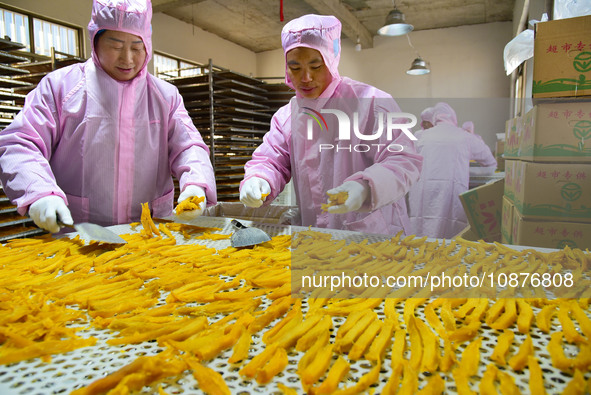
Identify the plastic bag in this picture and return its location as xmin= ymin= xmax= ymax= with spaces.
xmin=503 ymin=29 xmax=534 ymax=75
xmin=554 ymin=0 xmax=591 ymax=20
xmin=503 ymin=14 xmax=549 ymax=76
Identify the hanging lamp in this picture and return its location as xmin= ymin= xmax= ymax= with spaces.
xmin=377 ymin=2 xmax=413 ymax=36
xmin=405 ymin=34 xmax=430 ymax=75
xmin=406 ymin=57 xmax=430 ymax=75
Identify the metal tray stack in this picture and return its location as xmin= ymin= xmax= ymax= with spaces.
xmin=166 ymin=61 xmax=293 ymax=201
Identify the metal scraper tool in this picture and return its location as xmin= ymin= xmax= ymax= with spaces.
xmin=60 ymin=221 xmax=128 ymax=245
xmin=230 ymin=219 xmax=271 ymax=248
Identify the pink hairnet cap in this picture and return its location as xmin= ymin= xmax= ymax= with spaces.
xmin=281 ymin=14 xmax=342 ymax=90
xmin=462 ymin=121 xmax=475 ymax=134
xmin=88 ymin=0 xmax=153 ymax=67
xmin=432 ymin=102 xmax=458 ymax=127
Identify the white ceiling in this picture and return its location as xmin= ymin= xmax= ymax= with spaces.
xmin=153 ymin=0 xmax=517 ymax=53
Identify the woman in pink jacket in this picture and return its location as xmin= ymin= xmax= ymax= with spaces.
xmin=240 ymin=14 xmax=422 ymax=235
xmin=0 ymin=0 xmax=216 ymax=233
xmin=408 ymin=102 xmax=497 ymax=239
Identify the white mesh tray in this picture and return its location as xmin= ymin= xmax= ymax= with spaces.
xmin=0 ymin=216 xmax=587 ymax=394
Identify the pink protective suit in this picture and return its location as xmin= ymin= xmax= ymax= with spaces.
xmin=408 ymin=102 xmax=497 ymax=239
xmin=242 ymin=15 xmax=422 ymax=235
xmin=0 ymin=0 xmax=216 ymax=226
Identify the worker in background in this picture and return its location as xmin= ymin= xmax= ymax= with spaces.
xmin=408 ymin=102 xmax=497 ymax=239
xmin=239 ymin=14 xmax=422 ymax=235
xmin=0 ymin=0 xmax=216 ymax=233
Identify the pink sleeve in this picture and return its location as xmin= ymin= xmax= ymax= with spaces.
xmin=242 ymin=106 xmax=292 ymax=202
xmin=347 ymin=99 xmax=423 ymax=211
xmin=167 ymin=89 xmax=217 ymax=205
xmin=0 ymin=76 xmax=67 ymax=215
xmin=469 ymin=134 xmax=497 ymax=168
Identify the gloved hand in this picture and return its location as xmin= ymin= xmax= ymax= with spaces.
xmin=326 ymin=181 xmax=370 ymax=214
xmin=28 ymin=195 xmax=73 ymax=233
xmin=240 ymin=177 xmax=271 ymax=208
xmin=176 ymin=185 xmax=207 ymax=221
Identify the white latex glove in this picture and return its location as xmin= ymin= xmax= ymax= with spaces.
xmin=176 ymin=185 xmax=207 ymax=221
xmin=28 ymin=195 xmax=73 ymax=233
xmin=240 ymin=177 xmax=271 ymax=208
xmin=326 ymin=181 xmax=370 ymax=214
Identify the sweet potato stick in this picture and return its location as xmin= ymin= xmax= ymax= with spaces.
xmin=183 ymin=354 xmax=231 ymax=395
xmin=309 ymin=356 xmax=350 ymax=395
xmin=256 ymin=347 xmax=288 ymax=384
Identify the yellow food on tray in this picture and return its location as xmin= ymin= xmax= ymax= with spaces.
xmin=174 ymin=195 xmax=205 ymax=215
xmin=320 ymin=190 xmax=348 ymax=211
xmin=1 ymin=205 xmax=591 ymax=394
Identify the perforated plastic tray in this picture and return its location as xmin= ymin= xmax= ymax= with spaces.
xmin=0 ymin=217 xmax=587 ymax=394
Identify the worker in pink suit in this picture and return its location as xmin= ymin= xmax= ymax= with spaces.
xmin=408 ymin=102 xmax=497 ymax=239
xmin=0 ymin=0 xmax=216 ymax=233
xmin=240 ymin=14 xmax=422 ymax=235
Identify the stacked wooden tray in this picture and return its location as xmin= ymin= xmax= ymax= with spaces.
xmin=166 ymin=65 xmax=294 ymax=202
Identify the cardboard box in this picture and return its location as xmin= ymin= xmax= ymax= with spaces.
xmin=519 ymin=102 xmax=591 ymax=162
xmin=503 ymin=159 xmax=518 ymax=203
xmin=533 ymin=15 xmax=591 ymax=98
xmin=495 ymin=140 xmax=505 ymax=172
xmin=454 ymin=225 xmax=480 ymax=242
xmin=501 ymin=196 xmax=513 ymax=244
xmin=512 ymin=161 xmax=591 ymax=223
xmin=512 ymin=208 xmax=591 ymax=250
xmin=459 ymin=179 xmax=504 ymax=242
xmin=504 ymin=116 xmax=524 ymax=160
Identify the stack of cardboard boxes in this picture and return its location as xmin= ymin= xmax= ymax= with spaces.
xmin=501 ymin=15 xmax=591 ymax=250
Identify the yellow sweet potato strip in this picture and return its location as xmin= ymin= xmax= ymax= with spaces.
xmin=382 ymin=362 xmax=404 ymax=395
xmin=0 ymin=337 xmax=97 ymax=365
xmin=508 ymin=334 xmax=533 ymax=371
xmin=300 ymin=343 xmax=334 ymax=388
xmin=140 ymin=202 xmax=160 ymax=237
xmin=563 ymin=369 xmax=586 ymax=395
xmin=416 ymin=374 xmax=445 ymax=395
xmin=348 ymin=318 xmax=383 ymax=360
xmin=334 ymin=310 xmax=377 ymax=353
xmin=309 ymin=356 xmax=350 ymax=395
xmin=407 ymin=315 xmax=423 ymax=371
xmin=459 ymin=337 xmax=482 ymax=378
xmin=535 ymin=304 xmax=557 ymax=333
xmin=415 ymin=316 xmax=439 ymax=372
xmin=240 ymin=344 xmax=279 ymax=378
xmin=478 ymin=364 xmax=498 ymax=395
xmin=295 ymin=315 xmax=333 ymax=352
xmin=528 ymin=356 xmax=547 ymax=395
xmin=558 ymin=301 xmax=586 ymax=344
xmin=490 ymin=329 xmax=514 ymax=366
xmin=256 ymin=347 xmax=288 ymax=384
xmin=70 ymin=351 xmax=186 ymax=395
xmin=183 ymin=354 xmax=231 ymax=395
xmin=365 ymin=319 xmax=396 ymax=362
xmin=331 ymin=361 xmax=381 ymax=395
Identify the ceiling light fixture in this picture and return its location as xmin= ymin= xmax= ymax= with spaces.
xmin=406 ymin=57 xmax=430 ymax=75
xmin=355 ymin=36 xmax=362 ymax=52
xmin=377 ymin=1 xmax=413 ymax=36
xmin=405 ymin=34 xmax=430 ymax=75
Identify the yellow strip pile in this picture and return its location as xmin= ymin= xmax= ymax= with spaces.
xmin=0 ymin=210 xmax=590 ymax=394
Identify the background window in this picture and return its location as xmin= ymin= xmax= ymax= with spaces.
xmin=155 ymin=53 xmax=202 ymax=79
xmin=0 ymin=7 xmax=81 ymax=58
